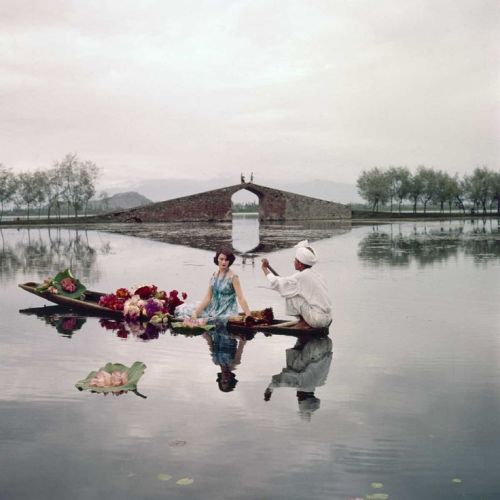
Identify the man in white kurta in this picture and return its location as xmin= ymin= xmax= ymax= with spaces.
xmin=261 ymin=240 xmax=332 ymax=328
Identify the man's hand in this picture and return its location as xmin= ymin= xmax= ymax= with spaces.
xmin=264 ymin=388 xmax=272 ymax=401
xmin=261 ymin=258 xmax=270 ymax=275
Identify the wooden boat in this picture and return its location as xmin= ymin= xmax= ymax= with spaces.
xmin=18 ymin=282 xmax=123 ymax=319
xmin=226 ymin=318 xmax=330 ymax=336
xmin=19 ymin=282 xmax=330 ymax=336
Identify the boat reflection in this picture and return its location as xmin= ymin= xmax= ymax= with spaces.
xmin=19 ymin=305 xmax=332 ymax=413
xmin=19 ymin=305 xmax=170 ymax=341
xmin=264 ymin=334 xmax=333 ymax=420
xmin=19 ymin=305 xmax=87 ymax=337
xmin=99 ymin=318 xmax=169 ymax=341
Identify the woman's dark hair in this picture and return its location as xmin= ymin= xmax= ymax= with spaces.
xmin=213 ymin=247 xmax=236 ymax=266
xmin=216 ymin=372 xmax=238 ymax=392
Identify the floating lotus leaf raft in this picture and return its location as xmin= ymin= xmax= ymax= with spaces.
xmin=75 ymin=361 xmax=146 ymax=393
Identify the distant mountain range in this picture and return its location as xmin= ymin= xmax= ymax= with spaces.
xmin=107 ymin=178 xmax=362 ymax=205
xmin=91 ymin=191 xmax=152 ymax=211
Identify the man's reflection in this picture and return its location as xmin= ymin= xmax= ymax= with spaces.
xmin=264 ymin=334 xmax=332 ymax=420
xmin=203 ymin=320 xmax=248 ymax=392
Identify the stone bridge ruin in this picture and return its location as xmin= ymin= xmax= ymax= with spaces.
xmin=103 ymin=182 xmax=351 ymax=222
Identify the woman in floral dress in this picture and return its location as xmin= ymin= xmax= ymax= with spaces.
xmin=177 ymin=247 xmax=252 ymax=322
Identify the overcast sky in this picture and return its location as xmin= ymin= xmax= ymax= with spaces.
xmin=1 ymin=0 xmax=499 ymax=192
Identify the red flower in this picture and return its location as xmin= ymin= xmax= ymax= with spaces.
xmin=182 ymin=292 xmax=187 ymax=300
xmin=116 ymin=328 xmax=129 ymax=339
xmin=134 ymin=285 xmax=157 ymax=300
xmin=99 ymin=319 xmax=121 ymax=330
xmin=98 ymin=294 xmax=126 ymax=311
xmin=115 ymin=288 xmax=130 ymax=299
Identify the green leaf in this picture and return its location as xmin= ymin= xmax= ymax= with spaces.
xmin=170 ymin=322 xmax=214 ymax=335
xmin=366 ymin=494 xmax=389 ymax=500
xmin=75 ymin=361 xmax=146 ymax=393
xmin=52 ymin=269 xmax=86 ymax=298
xmin=371 ymin=482 xmax=384 ymax=489
xmin=452 ymin=478 xmax=462 ymax=483
xmin=157 ymin=474 xmax=172 ymax=481
xmin=176 ymin=478 xmax=194 ymax=485
xmin=38 ymin=268 xmax=87 ymax=298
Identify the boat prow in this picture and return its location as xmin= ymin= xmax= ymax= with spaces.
xmin=18 ymin=282 xmax=123 ymax=318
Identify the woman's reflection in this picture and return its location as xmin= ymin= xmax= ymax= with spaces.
xmin=264 ymin=334 xmax=332 ymax=420
xmin=203 ymin=320 xmax=248 ymax=392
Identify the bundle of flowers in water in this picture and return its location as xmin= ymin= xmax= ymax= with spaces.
xmin=75 ymin=361 xmax=147 ymax=397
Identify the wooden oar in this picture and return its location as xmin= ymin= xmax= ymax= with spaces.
xmin=267 ymin=264 xmax=279 ymax=276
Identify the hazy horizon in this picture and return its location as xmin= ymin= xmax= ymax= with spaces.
xmin=1 ymin=1 xmax=498 ymax=192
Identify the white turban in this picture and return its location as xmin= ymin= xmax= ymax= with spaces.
xmin=294 ymin=240 xmax=317 ymax=266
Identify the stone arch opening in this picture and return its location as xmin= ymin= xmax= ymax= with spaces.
xmin=231 ymin=189 xmax=260 ymax=253
xmin=231 ymin=188 xmax=260 ymax=215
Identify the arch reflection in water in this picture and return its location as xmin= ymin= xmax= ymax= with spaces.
xmin=232 ymin=213 xmax=260 ymax=253
xmin=264 ymin=334 xmax=333 ymax=420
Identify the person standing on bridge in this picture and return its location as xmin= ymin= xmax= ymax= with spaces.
xmin=261 ymin=240 xmax=332 ymax=329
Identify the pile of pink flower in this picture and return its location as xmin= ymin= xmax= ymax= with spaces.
xmin=42 ymin=277 xmax=76 ymax=294
xmin=98 ymin=284 xmax=187 ymax=322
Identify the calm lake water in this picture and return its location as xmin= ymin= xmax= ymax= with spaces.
xmin=1 ymin=218 xmax=499 ymax=500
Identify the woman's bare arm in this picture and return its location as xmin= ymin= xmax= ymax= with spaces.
xmin=192 ymin=285 xmax=212 ymax=318
xmin=232 ymin=275 xmax=251 ymax=317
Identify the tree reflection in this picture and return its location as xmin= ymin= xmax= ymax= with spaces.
xmin=358 ymin=220 xmax=500 ymax=266
xmin=0 ymin=228 xmax=110 ymax=283
xmin=0 ymin=230 xmax=22 ymax=280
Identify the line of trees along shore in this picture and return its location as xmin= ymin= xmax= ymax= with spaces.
xmin=357 ymin=166 xmax=500 ymax=215
xmin=0 ymin=154 xmax=99 ymax=221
